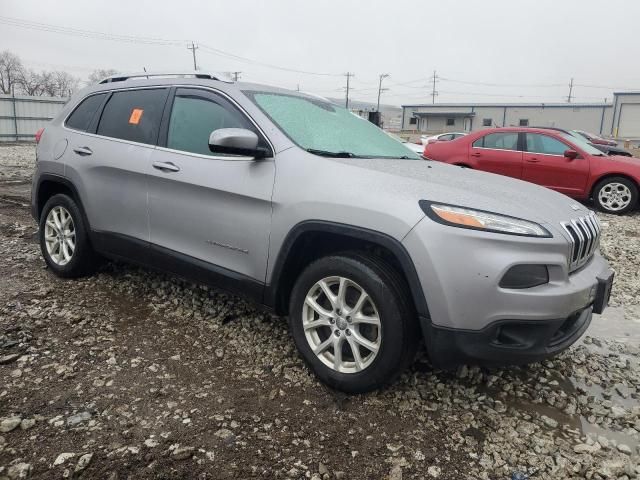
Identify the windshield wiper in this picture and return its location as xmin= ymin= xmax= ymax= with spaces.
xmin=306 ymin=148 xmax=358 ymax=158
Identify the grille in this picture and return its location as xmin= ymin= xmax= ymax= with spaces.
xmin=561 ymin=212 xmax=601 ymax=271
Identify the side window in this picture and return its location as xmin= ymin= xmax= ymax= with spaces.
xmin=166 ymin=90 xmax=258 ymax=156
xmin=65 ymin=93 xmax=107 ymax=131
xmin=97 ymin=89 xmax=168 ymax=145
xmin=473 ymin=133 xmax=519 ymax=150
xmin=525 ymin=134 xmax=568 ymax=155
xmin=439 ymin=134 xmax=454 ymax=141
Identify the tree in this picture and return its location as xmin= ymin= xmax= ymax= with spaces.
xmin=0 ymin=50 xmax=23 ymax=94
xmin=16 ymin=68 xmax=46 ymax=96
xmin=51 ymin=71 xmax=80 ymax=97
xmin=88 ymin=69 xmax=118 ymax=84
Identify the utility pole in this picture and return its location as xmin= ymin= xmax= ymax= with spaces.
xmin=187 ymin=42 xmax=199 ymax=71
xmin=376 ymin=73 xmax=390 ymax=112
xmin=344 ymin=72 xmax=354 ymax=109
xmin=231 ymin=71 xmax=242 ymax=81
xmin=567 ymin=77 xmax=574 ymax=103
xmin=430 ymin=70 xmax=438 ymax=104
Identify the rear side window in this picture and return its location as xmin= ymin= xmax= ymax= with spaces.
xmin=473 ymin=132 xmax=519 ymax=151
xmin=167 ymin=90 xmax=257 ymax=156
xmin=65 ymin=93 xmax=106 ymax=131
xmin=525 ymin=133 xmax=568 ymax=155
xmin=97 ymin=89 xmax=168 ymax=145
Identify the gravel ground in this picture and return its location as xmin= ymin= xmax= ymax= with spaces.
xmin=0 ymin=144 xmax=639 ymax=480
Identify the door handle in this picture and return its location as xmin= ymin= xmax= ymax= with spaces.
xmin=152 ymin=161 xmax=181 ymax=172
xmin=470 ymin=152 xmax=482 ymax=157
xmin=73 ymin=146 xmax=93 ymax=156
xmin=526 ymin=158 xmax=540 ymax=163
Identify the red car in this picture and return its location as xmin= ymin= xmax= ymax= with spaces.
xmin=423 ymin=127 xmax=640 ymax=214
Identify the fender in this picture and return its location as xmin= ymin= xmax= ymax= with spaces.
xmin=264 ymin=220 xmax=430 ymax=318
xmin=33 ymin=174 xmax=90 ymax=228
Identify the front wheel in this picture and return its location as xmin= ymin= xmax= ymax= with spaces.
xmin=288 ymin=253 xmax=419 ymax=393
xmin=593 ymin=177 xmax=638 ymax=214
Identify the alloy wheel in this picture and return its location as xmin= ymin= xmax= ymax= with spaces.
xmin=44 ymin=206 xmax=76 ymax=266
xmin=302 ymin=276 xmax=381 ymax=373
xmin=598 ymin=182 xmax=632 ymax=212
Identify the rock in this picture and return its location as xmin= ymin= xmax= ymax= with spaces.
xmin=214 ymin=428 xmax=234 ymax=443
xmin=215 ymin=348 xmax=224 ymax=358
xmin=540 ymin=415 xmax=558 ymax=428
xmin=7 ymin=462 xmax=31 ymax=479
xmin=456 ymin=365 xmax=469 ymax=379
xmin=427 ymin=465 xmax=442 ymax=478
xmin=617 ymin=444 xmax=632 ymax=455
xmin=389 ymin=465 xmax=403 ymax=480
xmin=574 ymin=443 xmax=601 ymax=454
xmin=0 ymin=353 xmax=20 ymax=364
xmin=144 ymin=438 xmax=159 ymax=448
xmin=67 ymin=411 xmax=91 ymax=426
xmin=75 ymin=453 xmax=93 ymax=472
xmin=172 ymin=446 xmax=195 ymax=460
xmin=318 ymin=463 xmax=329 ymax=475
xmin=334 ymin=472 xmax=346 ymax=480
xmin=54 ymin=452 xmax=76 ymax=465
xmin=9 ymin=368 xmax=22 ymax=378
xmin=0 ymin=415 xmax=22 ymax=432
xmin=610 ymin=406 xmax=627 ymax=419
xmin=106 ymin=356 xmax=117 ymax=365
xmin=20 ymin=418 xmax=35 ymax=430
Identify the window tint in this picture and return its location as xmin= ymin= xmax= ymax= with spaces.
xmin=473 ymin=132 xmax=519 ymax=150
xmin=66 ymin=93 xmax=106 ymax=131
xmin=97 ymin=89 xmax=167 ymax=145
xmin=482 ymin=118 xmax=492 ymax=127
xmin=525 ymin=134 xmax=568 ymax=155
xmin=446 ymin=118 xmax=455 ymax=126
xmin=167 ymin=91 xmax=257 ymax=156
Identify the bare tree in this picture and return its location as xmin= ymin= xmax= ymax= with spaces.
xmin=0 ymin=50 xmax=23 ymax=94
xmin=52 ymin=71 xmax=80 ymax=97
xmin=88 ymin=69 xmax=118 ymax=84
xmin=16 ymin=68 xmax=47 ymax=96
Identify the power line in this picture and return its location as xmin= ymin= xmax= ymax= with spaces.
xmin=567 ymin=77 xmax=574 ymax=103
xmin=430 ymin=70 xmax=438 ymax=104
xmin=344 ymin=72 xmax=354 ymax=109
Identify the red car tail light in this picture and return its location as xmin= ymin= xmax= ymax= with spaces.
xmin=35 ymin=127 xmax=45 ymax=144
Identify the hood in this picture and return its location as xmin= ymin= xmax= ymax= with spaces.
xmin=334 ymin=158 xmax=588 ymax=228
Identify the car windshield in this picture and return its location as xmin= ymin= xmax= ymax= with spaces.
xmin=562 ymin=132 xmax=605 ymax=156
xmin=244 ymin=91 xmax=420 ymax=159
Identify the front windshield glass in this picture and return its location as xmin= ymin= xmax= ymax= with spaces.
xmin=245 ymin=91 xmax=420 ymax=159
xmin=562 ymin=132 xmax=605 ymax=155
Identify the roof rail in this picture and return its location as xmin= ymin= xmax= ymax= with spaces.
xmin=98 ymin=72 xmax=232 ymax=84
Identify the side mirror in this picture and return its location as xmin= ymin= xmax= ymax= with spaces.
xmin=564 ymin=149 xmax=579 ymax=160
xmin=208 ymin=128 xmax=269 ymax=158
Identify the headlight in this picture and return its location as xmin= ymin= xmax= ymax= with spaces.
xmin=420 ymin=201 xmax=551 ymax=237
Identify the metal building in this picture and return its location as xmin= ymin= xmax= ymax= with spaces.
xmin=401 ymin=102 xmax=613 ymax=137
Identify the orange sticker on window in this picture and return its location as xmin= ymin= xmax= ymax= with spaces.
xmin=129 ymin=108 xmax=144 ymax=125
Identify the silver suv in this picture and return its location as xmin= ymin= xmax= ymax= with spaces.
xmin=31 ymin=72 xmax=614 ymax=393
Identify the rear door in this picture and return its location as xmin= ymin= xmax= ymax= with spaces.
xmin=468 ymin=132 xmax=523 ymax=178
xmin=147 ymin=87 xmax=275 ymax=286
xmin=65 ymin=87 xmax=169 ymax=249
xmin=522 ymin=133 xmax=590 ymax=196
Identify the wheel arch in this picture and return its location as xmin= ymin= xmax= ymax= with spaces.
xmin=35 ymin=174 xmax=91 ymax=230
xmin=589 ymin=172 xmax=640 ymax=198
xmin=264 ymin=221 xmax=430 ymax=319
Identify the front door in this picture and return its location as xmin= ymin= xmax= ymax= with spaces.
xmin=469 ymin=131 xmax=523 ymax=179
xmin=147 ymin=87 xmax=275 ymax=287
xmin=522 ymin=133 xmax=590 ymax=196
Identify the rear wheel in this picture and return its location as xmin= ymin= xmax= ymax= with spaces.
xmin=289 ymin=253 xmax=419 ymax=393
xmin=39 ymin=194 xmax=99 ymax=277
xmin=593 ymin=177 xmax=638 ymax=214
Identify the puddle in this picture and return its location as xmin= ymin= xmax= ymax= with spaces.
xmin=586 ymin=305 xmax=640 ymax=343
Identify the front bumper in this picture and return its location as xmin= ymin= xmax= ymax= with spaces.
xmin=403 ymin=216 xmax=614 ymax=367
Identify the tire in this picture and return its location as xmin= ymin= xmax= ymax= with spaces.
xmin=288 ymin=253 xmax=419 ymax=393
xmin=593 ymin=176 xmax=638 ymax=214
xmin=39 ymin=193 xmax=99 ymax=278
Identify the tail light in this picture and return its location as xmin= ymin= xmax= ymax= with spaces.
xmin=35 ymin=128 xmax=45 ymax=144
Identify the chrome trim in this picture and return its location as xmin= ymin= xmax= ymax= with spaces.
xmin=155 ymin=146 xmax=257 ymax=162
xmin=62 ymin=84 xmax=276 ymax=157
xmin=471 ymin=146 xmax=521 ymax=153
xmin=561 ymin=211 xmax=601 ymax=272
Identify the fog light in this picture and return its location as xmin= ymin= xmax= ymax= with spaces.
xmin=499 ymin=265 xmax=549 ymax=289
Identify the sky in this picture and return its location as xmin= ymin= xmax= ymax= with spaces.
xmin=2 ymin=0 xmax=640 ymax=106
